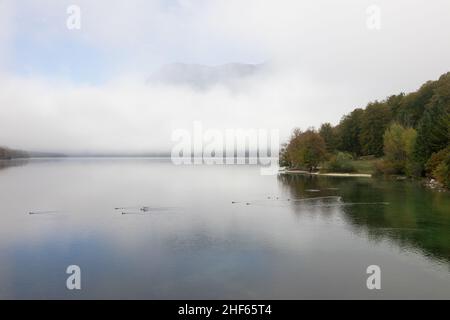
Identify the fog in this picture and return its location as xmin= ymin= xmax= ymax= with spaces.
xmin=0 ymin=67 xmax=350 ymax=153
xmin=0 ymin=0 xmax=449 ymax=153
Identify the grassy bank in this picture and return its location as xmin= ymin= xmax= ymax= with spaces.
xmin=349 ymin=159 xmax=377 ymax=175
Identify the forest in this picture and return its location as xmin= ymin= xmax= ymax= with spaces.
xmin=280 ymin=72 xmax=450 ymax=188
xmin=0 ymin=146 xmax=28 ymax=160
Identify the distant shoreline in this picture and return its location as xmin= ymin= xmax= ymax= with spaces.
xmin=0 ymin=156 xmax=172 ymax=160
xmin=280 ymin=169 xmax=372 ymax=178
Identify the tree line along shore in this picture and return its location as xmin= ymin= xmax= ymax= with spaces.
xmin=0 ymin=147 xmax=28 ymax=160
xmin=280 ymin=72 xmax=450 ymax=189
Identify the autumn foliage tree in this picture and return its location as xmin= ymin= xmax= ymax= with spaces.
xmin=283 ymin=128 xmax=327 ymax=171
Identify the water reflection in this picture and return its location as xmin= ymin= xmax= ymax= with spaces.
xmin=0 ymin=159 xmax=449 ymax=299
xmin=278 ymin=173 xmax=450 ymax=264
xmin=0 ymin=159 xmax=29 ymax=171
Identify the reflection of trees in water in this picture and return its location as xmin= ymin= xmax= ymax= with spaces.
xmin=277 ymin=174 xmax=339 ymax=218
xmin=0 ymin=159 xmax=29 ymax=172
xmin=278 ymin=173 xmax=450 ymax=264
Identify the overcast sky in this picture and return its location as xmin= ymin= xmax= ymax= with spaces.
xmin=0 ymin=0 xmax=449 ymax=153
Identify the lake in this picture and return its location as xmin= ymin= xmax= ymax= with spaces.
xmin=0 ymin=158 xmax=449 ymax=299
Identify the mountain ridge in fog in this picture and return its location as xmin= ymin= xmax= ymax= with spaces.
xmin=147 ymin=63 xmax=265 ymax=89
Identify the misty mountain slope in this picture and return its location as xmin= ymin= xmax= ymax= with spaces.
xmin=147 ymin=63 xmax=265 ymax=89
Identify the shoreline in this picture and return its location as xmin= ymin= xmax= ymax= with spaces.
xmin=280 ymin=169 xmax=448 ymax=191
xmin=280 ymin=169 xmax=372 ymax=178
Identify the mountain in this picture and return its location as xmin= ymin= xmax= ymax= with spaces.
xmin=147 ymin=63 xmax=264 ymax=89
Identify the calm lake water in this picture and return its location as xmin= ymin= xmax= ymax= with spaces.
xmin=0 ymin=158 xmax=449 ymax=299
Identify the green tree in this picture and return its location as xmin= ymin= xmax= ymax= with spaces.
xmin=395 ymin=80 xmax=437 ymax=127
xmin=336 ymin=108 xmax=364 ymax=156
xmin=414 ymin=103 xmax=450 ymax=168
xmin=383 ymin=123 xmax=417 ymax=174
xmin=386 ymin=93 xmax=405 ymax=121
xmin=319 ymin=123 xmax=336 ymax=153
xmin=323 ymin=152 xmax=355 ymax=173
xmin=360 ymin=102 xmax=392 ymax=156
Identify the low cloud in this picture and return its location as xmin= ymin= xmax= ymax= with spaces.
xmin=0 ymin=0 xmax=450 ymax=152
xmin=0 ymin=66 xmax=356 ymax=153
